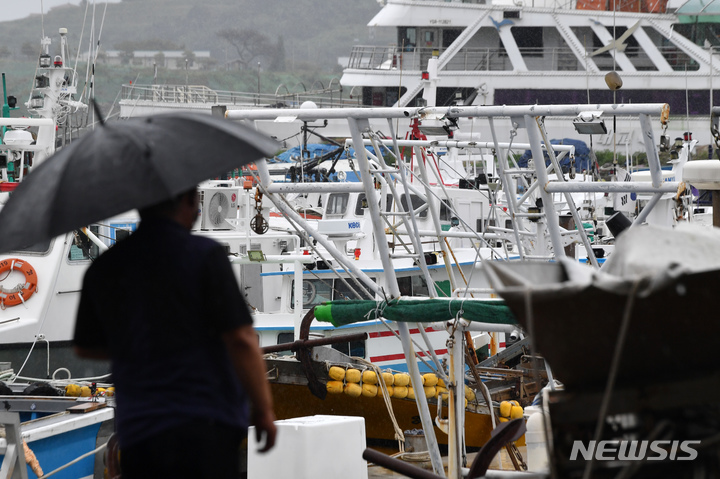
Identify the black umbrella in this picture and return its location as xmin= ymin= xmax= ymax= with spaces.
xmin=0 ymin=112 xmax=280 ymax=254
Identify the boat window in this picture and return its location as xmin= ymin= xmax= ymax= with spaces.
xmin=68 ymin=226 xmax=100 ymax=261
xmin=326 ymin=193 xmax=349 ymax=217
xmin=109 ymin=223 xmax=137 ymax=243
xmin=424 ymin=31 xmax=435 ymax=46
xmin=400 ymin=194 xmax=428 ymax=218
xmin=12 ymin=239 xmax=53 ymax=255
xmin=291 ymin=278 xmax=333 ymax=309
xmin=397 ymin=276 xmax=412 ymax=296
xmin=276 ymin=332 xmax=294 ymax=356
xmin=332 ymin=340 xmax=366 ymax=359
xmin=398 ymin=275 xmax=430 ymax=296
xmin=412 ymin=275 xmax=430 ymax=297
xmin=399 ymin=27 xmax=416 ymax=50
xmin=354 ymin=193 xmax=394 ymax=216
xmin=439 ymin=202 xmax=451 ymax=221
xmin=334 ymin=277 xmax=375 ymax=301
xmin=442 ymin=29 xmax=462 ymax=48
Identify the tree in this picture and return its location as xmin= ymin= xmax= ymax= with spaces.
xmin=217 ymin=28 xmax=273 ymax=70
xmin=182 ymin=49 xmax=196 ymax=68
xmin=154 ymin=52 xmax=165 ymax=68
xmin=21 ymin=41 xmax=36 ymax=59
xmin=270 ymin=36 xmax=286 ymax=72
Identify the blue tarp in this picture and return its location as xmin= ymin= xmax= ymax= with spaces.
xmin=271 ymin=144 xmax=378 ymax=164
xmin=518 ymin=138 xmax=594 ymax=173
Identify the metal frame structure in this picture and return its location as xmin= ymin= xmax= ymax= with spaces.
xmin=227 ymin=103 xmax=674 ymax=478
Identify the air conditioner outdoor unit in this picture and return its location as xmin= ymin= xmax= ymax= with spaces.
xmin=199 ymin=187 xmax=239 ymax=230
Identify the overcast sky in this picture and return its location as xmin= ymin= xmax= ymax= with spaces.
xmin=1 ymin=1 xmax=121 ymax=23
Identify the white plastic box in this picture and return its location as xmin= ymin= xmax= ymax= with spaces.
xmin=248 ymin=415 xmax=368 ymax=479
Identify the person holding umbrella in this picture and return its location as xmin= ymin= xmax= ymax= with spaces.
xmin=73 ymin=186 xmax=277 ymax=477
xmin=0 ymin=111 xmax=283 ymax=478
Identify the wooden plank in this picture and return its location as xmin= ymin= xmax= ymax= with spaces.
xmin=66 ymin=402 xmax=107 ymax=414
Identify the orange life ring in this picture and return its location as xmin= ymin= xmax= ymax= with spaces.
xmin=0 ymin=258 xmax=38 ymax=309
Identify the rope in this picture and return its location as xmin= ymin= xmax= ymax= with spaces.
xmin=39 ymin=442 xmax=107 ymax=478
xmin=355 ymin=358 xmax=405 ymax=452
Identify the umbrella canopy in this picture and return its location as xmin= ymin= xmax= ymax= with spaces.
xmin=0 ymin=112 xmax=280 ymax=254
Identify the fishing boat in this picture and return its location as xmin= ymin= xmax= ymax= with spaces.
xmin=0 ymin=29 xmax=130 ymax=382
xmin=225 ymin=99 xmax=704 ymax=476
xmin=0 ymin=27 xmax=128 ymax=479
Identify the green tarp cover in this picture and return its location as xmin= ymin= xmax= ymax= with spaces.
xmin=314 ymin=298 xmax=517 ymax=327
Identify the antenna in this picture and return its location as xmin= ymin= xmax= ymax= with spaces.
xmin=93 ymin=100 xmax=105 ymax=126
xmin=40 ymin=0 xmax=45 ymax=39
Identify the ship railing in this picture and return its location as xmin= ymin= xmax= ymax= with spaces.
xmin=120 ymin=83 xmax=363 ymax=109
xmin=348 ymin=45 xmax=585 ymax=72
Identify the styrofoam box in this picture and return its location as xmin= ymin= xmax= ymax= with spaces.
xmin=248 ymin=415 xmax=368 ymax=479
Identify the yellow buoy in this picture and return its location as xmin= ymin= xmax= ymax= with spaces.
xmin=437 ymin=378 xmax=446 ymax=388
xmin=510 ymin=405 xmax=524 ymax=419
xmin=345 ymin=369 xmax=362 ymax=383
xmin=385 ymin=386 xmax=394 ymax=397
xmin=362 ymin=383 xmax=378 ymax=398
xmin=344 ymin=383 xmax=362 ymax=397
xmin=436 ymin=386 xmax=448 ymax=398
xmin=327 ymin=381 xmax=344 ymax=394
xmin=394 ymin=373 xmax=410 ymax=387
xmin=464 ymin=386 xmax=476 ymax=402
xmin=381 ymin=372 xmax=394 ymax=386
xmin=80 ymin=386 xmax=92 ymax=397
xmin=65 ymin=384 xmax=81 ymax=397
xmin=509 ymin=400 xmax=520 ymax=407
xmin=407 ymin=387 xmax=415 ymax=399
xmin=500 ymin=401 xmax=512 ymax=418
xmin=422 ymin=374 xmax=438 ymax=387
xmin=362 ymin=370 xmax=378 ymax=385
xmin=106 ymin=387 xmax=115 ymax=396
xmin=499 ymin=416 xmax=509 ymax=423
xmin=393 ymin=386 xmax=408 ymax=399
xmin=328 ymin=366 xmax=346 ymax=381
xmin=423 ymin=386 xmax=437 ymax=398
xmin=438 ymin=392 xmax=449 ymax=404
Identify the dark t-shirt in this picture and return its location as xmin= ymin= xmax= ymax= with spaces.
xmin=74 ymin=217 xmax=253 ymax=448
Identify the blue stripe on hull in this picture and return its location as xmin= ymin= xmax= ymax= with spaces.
xmin=0 ymin=422 xmax=102 ymax=479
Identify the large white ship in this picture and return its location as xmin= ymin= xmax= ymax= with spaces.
xmin=338 ymin=0 xmax=720 ymax=149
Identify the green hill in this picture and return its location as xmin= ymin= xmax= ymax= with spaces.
xmin=2 ymin=0 xmax=387 ymax=68
xmin=1 ymin=0 xmax=390 ymax=115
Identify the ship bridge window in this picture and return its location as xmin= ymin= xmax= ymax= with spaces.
xmin=400 ymin=194 xmax=428 ymax=218
xmin=443 ymin=29 xmax=463 ymax=48
xmin=424 ymin=31 xmax=435 ymax=47
xmin=326 ymin=193 xmax=349 ymax=217
xmin=439 ymin=202 xmax=451 ymax=221
xmin=354 ymin=193 xmax=394 ymax=216
xmin=68 ymin=226 xmax=100 ymax=261
xmin=334 ymin=277 xmax=375 ymax=301
xmin=13 ymin=239 xmax=53 ymax=255
xmin=399 ymin=27 xmax=417 ymax=50
xmin=397 ymin=275 xmax=430 ymax=297
xmin=292 ymin=277 xmax=377 ymax=309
